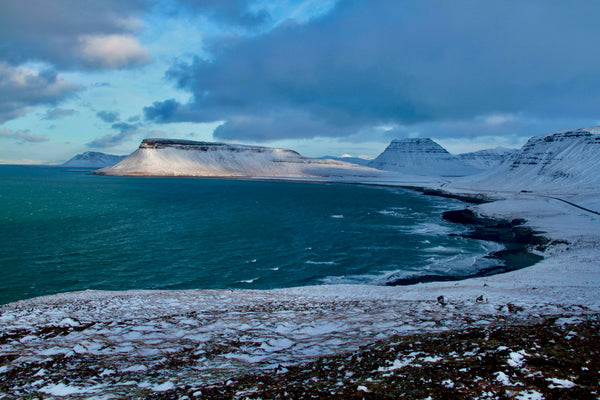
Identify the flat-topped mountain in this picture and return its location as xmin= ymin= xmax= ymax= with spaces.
xmin=96 ymin=139 xmax=382 ymax=178
xmin=61 ymin=151 xmax=125 ymax=168
xmin=368 ymin=138 xmax=481 ymax=177
xmin=456 ymin=147 xmax=517 ymax=170
xmin=460 ymin=127 xmax=600 ymax=193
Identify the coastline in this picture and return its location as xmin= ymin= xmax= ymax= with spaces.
xmin=1 ymin=176 xmax=599 ymax=398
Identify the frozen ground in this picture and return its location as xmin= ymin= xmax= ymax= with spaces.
xmin=1 ymin=169 xmax=599 ymax=397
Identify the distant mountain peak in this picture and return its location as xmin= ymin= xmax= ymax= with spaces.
xmin=368 ymin=138 xmax=481 ymax=177
xmin=61 ymin=151 xmax=126 ymax=168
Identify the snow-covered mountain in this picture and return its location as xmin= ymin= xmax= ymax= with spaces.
xmin=96 ymin=139 xmax=383 ymax=178
xmin=61 ymin=152 xmax=126 ymax=168
xmin=368 ymin=138 xmax=482 ymax=177
xmin=457 ymin=127 xmax=600 ymax=193
xmin=456 ymin=147 xmax=517 ymax=170
xmin=319 ymin=156 xmax=372 ymax=166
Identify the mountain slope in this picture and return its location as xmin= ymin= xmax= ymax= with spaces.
xmin=456 ymin=147 xmax=516 ymax=170
xmin=456 ymin=127 xmax=600 ymax=193
xmin=319 ymin=156 xmax=372 ymax=166
xmin=368 ymin=138 xmax=482 ymax=177
xmin=62 ymin=152 xmax=126 ymax=168
xmin=96 ymin=139 xmax=382 ymax=178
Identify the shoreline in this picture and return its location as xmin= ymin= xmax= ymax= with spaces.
xmin=1 ymin=174 xmax=599 ymax=397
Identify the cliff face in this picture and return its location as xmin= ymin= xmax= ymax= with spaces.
xmin=96 ymin=139 xmax=382 ymax=178
xmin=62 ymin=152 xmax=125 ymax=168
xmin=368 ymin=138 xmax=482 ymax=177
xmin=457 ymin=148 xmax=516 ymax=170
xmin=461 ymin=127 xmax=600 ymax=192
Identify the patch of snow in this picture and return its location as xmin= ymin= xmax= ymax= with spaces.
xmin=441 ymin=379 xmax=454 ymax=388
xmin=421 ymin=356 xmax=443 ymax=363
xmin=495 ymin=371 xmax=512 ymax=385
xmin=547 ymin=377 xmax=577 ymax=389
xmin=58 ymin=317 xmax=80 ymax=327
xmin=122 ymin=365 xmax=148 ymax=373
xmin=40 ymin=383 xmax=100 ymax=396
xmin=152 ymin=381 xmax=175 ymax=392
xmin=515 ymin=390 xmax=544 ymax=400
xmin=508 ymin=350 xmax=528 ymax=368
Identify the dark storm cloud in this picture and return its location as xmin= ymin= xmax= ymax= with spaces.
xmin=88 ymin=122 xmax=141 ymax=148
xmin=145 ymin=0 xmax=600 ymax=141
xmin=96 ymin=110 xmax=121 ymax=124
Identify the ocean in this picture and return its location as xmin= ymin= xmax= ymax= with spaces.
xmin=0 ymin=165 xmax=501 ymax=305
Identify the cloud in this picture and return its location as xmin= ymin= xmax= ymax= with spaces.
xmin=0 ymin=128 xmax=48 ymax=143
xmin=42 ymin=108 xmax=77 ymax=120
xmin=0 ymin=1 xmax=150 ymax=70
xmin=88 ymin=122 xmax=141 ymax=148
xmin=0 ymin=63 xmax=83 ymax=123
xmin=78 ymin=34 xmax=151 ymax=69
xmin=145 ymin=0 xmax=600 ymax=142
xmin=96 ymin=110 xmax=121 ymax=123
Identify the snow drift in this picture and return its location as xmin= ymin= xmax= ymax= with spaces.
xmin=368 ymin=138 xmax=481 ymax=177
xmin=96 ymin=139 xmax=382 ymax=178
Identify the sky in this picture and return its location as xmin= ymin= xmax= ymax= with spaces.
xmin=1 ymin=0 xmax=600 ymax=164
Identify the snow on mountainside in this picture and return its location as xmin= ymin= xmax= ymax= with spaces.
xmin=456 ymin=147 xmax=517 ymax=170
xmin=454 ymin=127 xmax=600 ymax=193
xmin=62 ymin=152 xmax=126 ymax=168
xmin=319 ymin=156 xmax=372 ymax=166
xmin=368 ymin=138 xmax=482 ymax=177
xmin=96 ymin=139 xmax=382 ymax=178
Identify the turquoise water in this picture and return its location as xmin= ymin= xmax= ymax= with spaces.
xmin=0 ymin=165 xmax=500 ymax=305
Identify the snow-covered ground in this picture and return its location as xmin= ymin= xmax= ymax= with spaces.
xmin=2 ymin=127 xmax=599 ymax=397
